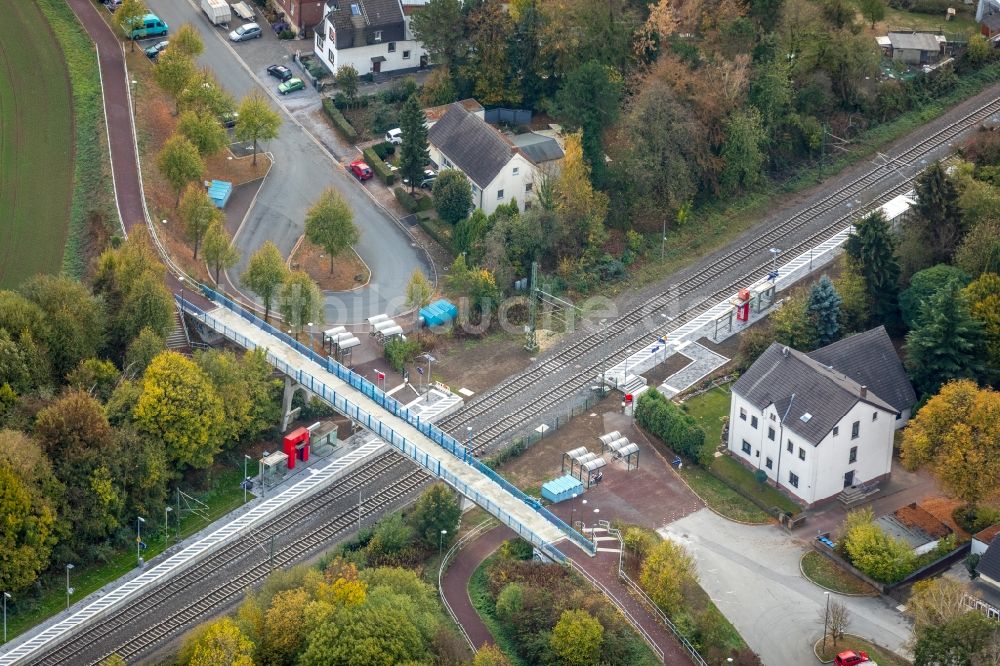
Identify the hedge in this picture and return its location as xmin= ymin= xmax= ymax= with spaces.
xmin=372 ymin=141 xmax=396 ymax=160
xmin=394 ymin=187 xmax=418 ymax=214
xmin=635 ymin=390 xmax=708 ymax=464
xmin=322 ymin=98 xmax=357 ymax=141
xmin=362 ymin=147 xmax=395 ymax=186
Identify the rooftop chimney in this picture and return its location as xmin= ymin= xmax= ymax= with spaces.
xmin=860 ymin=385 xmax=868 ymax=398
xmin=782 ymin=346 xmax=789 ymax=357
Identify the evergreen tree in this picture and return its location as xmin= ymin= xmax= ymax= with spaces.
xmin=807 ymin=275 xmax=842 ymax=345
xmin=397 ymin=96 xmax=430 ymax=193
xmin=908 ymin=161 xmax=964 ymax=268
xmin=905 ymin=280 xmax=986 ymax=396
xmin=845 ymin=210 xmax=901 ymax=332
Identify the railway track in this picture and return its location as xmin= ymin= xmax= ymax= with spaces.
xmin=29 ymin=452 xmax=430 ymax=666
xmin=439 ymin=94 xmax=1000 ymax=450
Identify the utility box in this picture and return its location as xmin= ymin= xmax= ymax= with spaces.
xmin=282 ymin=427 xmax=310 ymax=469
xmin=201 ymin=0 xmax=231 ymax=25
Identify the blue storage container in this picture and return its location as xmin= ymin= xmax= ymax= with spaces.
xmin=207 ymin=180 xmax=233 ymax=208
xmin=541 ymin=475 xmax=585 ymax=504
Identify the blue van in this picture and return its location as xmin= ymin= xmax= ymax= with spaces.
xmin=124 ymin=13 xmax=168 ymax=40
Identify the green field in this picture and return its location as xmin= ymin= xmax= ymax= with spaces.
xmin=0 ymin=1 xmax=74 ymax=288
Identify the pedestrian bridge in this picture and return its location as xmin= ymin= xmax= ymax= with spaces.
xmin=179 ymin=287 xmax=596 ymax=558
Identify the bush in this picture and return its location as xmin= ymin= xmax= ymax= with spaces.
xmin=394 ymin=187 xmax=419 ymax=214
xmin=635 ymin=390 xmax=709 ymax=464
xmin=378 ymin=78 xmax=419 ymax=104
xmin=371 ymin=141 xmax=396 ymax=160
xmin=278 ymin=29 xmax=295 ymax=40
xmin=322 ymin=98 xmax=357 ymax=141
xmin=841 ymin=508 xmax=916 ymax=583
xmin=953 ymin=504 xmax=1000 ymax=533
xmin=362 ymin=147 xmax=395 ymax=185
xmin=383 ymin=337 xmax=421 ymax=372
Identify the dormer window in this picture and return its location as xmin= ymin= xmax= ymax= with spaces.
xmin=350 ymin=3 xmax=361 ymax=15
xmin=374 ymin=30 xmax=383 ymax=42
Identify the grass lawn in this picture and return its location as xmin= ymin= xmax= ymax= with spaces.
xmin=880 ymin=6 xmax=978 ymax=36
xmin=815 ymin=635 xmax=912 ymax=666
xmin=800 ymin=551 xmax=877 ymax=596
xmin=678 ymin=465 xmax=772 ymax=523
xmin=0 ymin=1 xmax=75 ymax=288
xmin=5 ymin=465 xmax=251 ymax=641
xmin=682 ymin=385 xmax=731 ymax=449
xmin=709 ymin=455 xmax=802 ymax=516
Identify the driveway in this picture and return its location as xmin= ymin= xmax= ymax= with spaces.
xmin=660 ymin=509 xmax=913 ymax=665
xmin=143 ymin=0 xmax=432 ymax=322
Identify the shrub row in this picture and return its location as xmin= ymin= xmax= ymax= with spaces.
xmin=393 ymin=187 xmax=418 ymax=214
xmin=418 ymin=215 xmax=454 ymax=252
xmin=635 ymin=390 xmax=709 ymax=465
xmin=322 ymin=98 xmax=357 ymax=141
xmin=362 ymin=146 xmax=395 ymax=185
xmin=371 ymin=141 xmax=396 ymax=160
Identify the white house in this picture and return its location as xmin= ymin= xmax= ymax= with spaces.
xmin=313 ymin=0 xmax=427 ymax=78
xmin=427 ymin=102 xmax=563 ymax=215
xmin=727 ymin=327 xmax=915 ymax=506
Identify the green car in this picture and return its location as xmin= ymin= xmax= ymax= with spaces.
xmin=278 ymin=78 xmax=305 ymax=95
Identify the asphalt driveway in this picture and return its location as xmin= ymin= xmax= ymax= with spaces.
xmin=143 ymin=0 xmax=432 ymax=322
xmin=660 ymin=509 xmax=913 ymax=665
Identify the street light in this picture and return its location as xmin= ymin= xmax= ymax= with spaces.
xmin=164 ymin=505 xmax=173 ymax=544
xmin=466 ymin=426 xmax=473 ymax=448
xmin=768 ymin=247 xmax=781 ymax=281
xmin=822 ymin=591 xmax=831 ymax=655
xmin=136 ymin=516 xmax=146 ymax=567
xmin=65 ymin=564 xmax=74 ymax=610
xmin=244 ymin=454 xmax=252 ymax=504
xmin=178 ymin=275 xmax=186 ymax=314
xmin=307 ymin=321 xmax=314 ymax=351
xmin=3 ymin=591 xmax=10 ymax=644
xmin=570 ymin=493 xmax=578 ymax=528
xmin=599 ymin=319 xmax=608 ymax=390
xmin=439 ymin=529 xmax=448 ymax=556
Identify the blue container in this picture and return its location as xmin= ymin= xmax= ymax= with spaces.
xmin=207 ymin=180 xmax=233 ymax=208
xmin=541 ymin=475 xmax=584 ymax=504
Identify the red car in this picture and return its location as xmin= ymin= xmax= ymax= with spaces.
xmin=350 ymin=160 xmax=373 ymax=181
xmin=835 ymin=650 xmax=876 ymax=666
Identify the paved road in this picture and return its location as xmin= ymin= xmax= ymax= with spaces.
xmin=143 ymin=0 xmax=432 ymax=322
xmin=441 ymin=525 xmax=509 ymax=651
xmin=661 ymin=509 xmax=913 ymax=665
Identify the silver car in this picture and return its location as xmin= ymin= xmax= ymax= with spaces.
xmin=229 ymin=22 xmax=262 ymax=42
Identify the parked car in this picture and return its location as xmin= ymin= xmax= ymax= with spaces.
xmin=229 ymin=23 xmax=262 ymax=42
xmin=266 ymin=65 xmax=293 ymax=82
xmin=403 ymin=169 xmax=437 ymax=189
xmin=385 ymin=128 xmax=402 ymax=145
xmin=350 ymin=160 xmax=373 ymax=181
xmin=219 ymin=111 xmax=239 ymax=128
xmin=103 ymin=0 xmax=122 ymax=12
xmin=835 ymin=651 xmax=876 ymax=666
xmin=123 ymin=13 xmax=168 ymax=39
xmin=277 ymin=78 xmax=305 ymax=95
xmin=144 ymin=40 xmax=169 ymax=60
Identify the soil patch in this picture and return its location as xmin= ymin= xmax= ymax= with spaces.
xmin=431 ymin=333 xmax=533 ymax=394
xmin=644 ymin=352 xmax=694 ymax=386
xmin=290 ymin=239 xmax=369 ymax=291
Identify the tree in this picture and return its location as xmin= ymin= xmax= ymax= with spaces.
xmin=66 ymin=358 xmax=120 ymax=402
xmin=235 ymin=92 xmax=282 ymax=166
xmin=157 ymin=135 xmax=204 ymax=208
xmin=905 ymin=281 xmax=986 ymax=396
xmin=639 ymin=538 xmax=698 ymax=615
xmin=807 ymin=275 xmax=842 ymax=345
xmin=196 ymin=348 xmax=279 ymax=447
xmin=172 ymin=23 xmax=204 ymax=57
xmin=304 ymin=188 xmax=359 ymax=275
xmin=509 ymin=0 xmax=547 ymax=108
xmin=177 ymin=110 xmax=227 ymax=157
xmin=125 ymin=326 xmax=165 ymax=378
xmin=906 ymin=161 xmax=965 ymax=272
xmin=845 ymin=211 xmax=901 ymax=331
xmin=966 ymin=33 xmax=992 ymax=66
xmin=260 ymin=587 xmax=310 ymax=665
xmin=179 ymin=184 xmax=221 ymax=259
xmin=956 ymin=218 xmax=1000 ymax=277
xmin=410 ymin=0 xmax=466 ymax=68
xmin=818 ymin=599 xmax=851 ymax=646
xmin=721 ymin=107 xmax=767 ymax=194
xmin=203 ymin=221 xmax=240 ymax=285
xmin=550 ymin=609 xmax=604 ymax=666
xmin=771 ymin=293 xmax=818 ymax=351
xmin=963 ymin=273 xmax=1000 ymax=379
xmin=433 ymin=170 xmax=473 ymax=225
xmin=858 ymin=0 xmax=885 ymax=28
xmin=242 ymin=241 xmax=289 ymax=322
xmin=19 ymin=274 xmax=105 ymax=378
xmin=841 ymin=508 xmax=916 ymax=583
xmin=409 ymin=483 xmax=461 ymax=550
xmin=278 ymin=271 xmax=325 ymax=340
xmin=185 ymin=617 xmax=255 ymax=666
xmin=180 ymin=68 xmax=236 ymax=118
xmin=153 ymin=50 xmax=197 ymax=114
xmin=900 ymin=264 xmax=971 ymax=330
xmin=115 ymin=0 xmax=147 ymax=51
xmin=913 ymin=611 xmax=999 ymax=666
xmin=553 ymin=132 xmax=608 ymax=257
xmin=552 ymin=61 xmax=622 ymax=178
xmin=419 ymin=67 xmax=458 ymax=107
xmin=335 ymin=65 xmax=359 ymax=104
xmin=466 ymin=0 xmax=516 ymax=106
xmin=906 ymin=578 xmax=970 ymax=632
xmin=0 ymin=457 xmax=56 ymax=593
xmin=398 ymin=96 xmax=430 ymax=193
xmin=134 ymin=351 xmax=225 ymax=470
xmin=900 ymin=380 xmax=1000 ymax=505
xmin=472 ymin=645 xmax=512 ymax=666
xmin=405 ymin=270 xmax=433 ymax=310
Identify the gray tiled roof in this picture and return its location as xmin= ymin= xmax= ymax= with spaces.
xmin=428 ymin=103 xmax=515 ymax=188
xmin=979 ymin=537 xmax=1000 ymax=582
xmin=732 ymin=342 xmax=896 ymax=446
xmin=808 ymin=326 xmax=916 ymax=415
xmin=511 ymin=133 xmax=564 ymax=165
xmin=888 ymin=31 xmax=941 ymax=52
xmin=325 ymin=0 xmax=404 ymax=50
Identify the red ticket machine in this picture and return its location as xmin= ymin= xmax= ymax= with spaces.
xmin=282 ymin=427 xmax=311 ymax=469
xmin=734 ymin=288 xmax=751 ymax=322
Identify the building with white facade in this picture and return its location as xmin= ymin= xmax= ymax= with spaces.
xmin=726 ymin=327 xmax=915 ymax=506
xmin=313 ymin=0 xmax=427 ymax=77
xmin=427 ymin=102 xmax=563 ymax=215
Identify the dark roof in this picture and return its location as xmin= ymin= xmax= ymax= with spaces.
xmin=324 ymin=0 xmax=404 ymax=50
xmin=975 ymin=524 xmax=1000 ymax=544
xmin=428 ymin=103 xmax=516 ymax=188
xmin=807 ymin=326 xmax=916 ymax=415
xmin=979 ymin=537 xmax=1000 ymax=581
xmin=983 ymin=13 xmax=1000 ymax=30
xmin=888 ymin=31 xmax=942 ymax=52
xmin=732 ymin=342 xmax=896 ymax=446
xmin=511 ymin=133 xmax=564 ymax=165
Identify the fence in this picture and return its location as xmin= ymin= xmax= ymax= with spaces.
xmin=438 ymin=518 xmax=498 ymax=652
xmin=484 ymin=107 xmax=532 ymax=126
xmin=182 ymin=288 xmax=595 ymax=557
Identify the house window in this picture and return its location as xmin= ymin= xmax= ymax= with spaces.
xmin=741 ymin=440 xmax=751 ymax=455
xmin=849 ymin=446 xmax=857 ymax=464
xmin=851 ymin=421 xmax=860 ymax=439
xmin=872 ymin=411 xmax=878 ymax=421
xmin=740 ymin=408 xmax=747 ymax=421
xmin=442 ymin=157 xmax=452 ymax=168
xmin=497 ymin=189 xmax=504 ymax=200
xmin=896 ymin=413 xmax=902 ymax=420
xmin=833 ymin=426 xmax=839 ymax=436
xmin=789 ymin=472 xmax=799 ymax=488
xmin=770 ymin=413 xmax=776 ymax=421
xmin=768 ymin=427 xmax=775 ymax=441
xmin=513 ymin=166 xmax=519 ymax=176
xmin=787 ymin=439 xmax=793 ymax=454
xmin=470 ymin=182 xmax=479 ymax=195
xmin=765 ymin=457 xmax=773 ymax=469
xmin=751 ymin=416 xmax=758 ymax=429
xmin=525 ymin=183 xmax=533 ymax=192
xmin=374 ymin=30 xmax=383 ymax=42
xmin=403 ymin=50 xmax=411 ymax=59
xmin=798 ymin=447 xmax=805 ymax=461
xmin=388 ymin=42 xmax=396 ymax=53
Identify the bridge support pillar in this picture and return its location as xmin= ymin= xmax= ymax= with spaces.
xmin=280 ymin=376 xmax=310 ymax=433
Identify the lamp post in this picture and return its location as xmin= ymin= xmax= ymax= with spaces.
xmin=136 ymin=516 xmax=146 ymax=567
xmin=570 ymin=493 xmax=578 ymax=528
xmin=599 ymin=319 xmax=608 ymax=390
xmin=439 ymin=529 xmax=448 ymax=556
xmin=178 ymin=275 xmax=186 ymax=313
xmin=164 ymin=505 xmax=172 ymax=544
xmin=822 ymin=591 xmax=831 ymax=655
xmin=65 ymin=564 xmax=74 ymax=611
xmin=244 ymin=454 xmax=252 ymax=504
xmin=769 ymin=247 xmax=781 ymax=281
xmin=307 ymin=321 xmax=314 ymax=352
xmin=466 ymin=426 xmax=472 ymax=448
xmin=3 ymin=591 xmax=10 ymax=643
